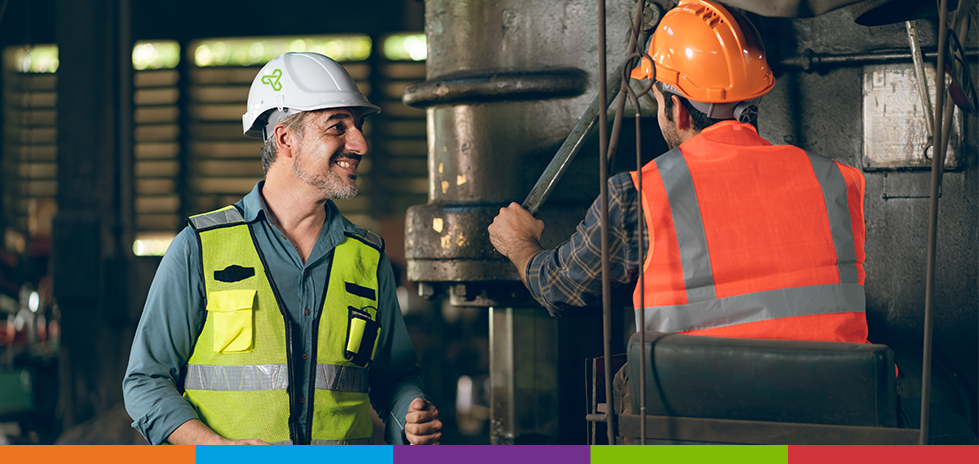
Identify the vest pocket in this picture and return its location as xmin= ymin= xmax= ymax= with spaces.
xmin=206 ymin=289 xmax=256 ymax=353
xmin=344 ymin=306 xmax=379 ymax=367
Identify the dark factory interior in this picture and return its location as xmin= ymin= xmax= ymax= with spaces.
xmin=0 ymin=0 xmax=976 ymax=446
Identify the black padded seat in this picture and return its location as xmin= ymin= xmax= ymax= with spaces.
xmin=627 ymin=331 xmax=898 ymax=427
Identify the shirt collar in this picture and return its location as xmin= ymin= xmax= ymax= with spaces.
xmin=241 ymin=180 xmax=347 ymax=257
xmin=240 ymin=180 xmax=268 ymax=223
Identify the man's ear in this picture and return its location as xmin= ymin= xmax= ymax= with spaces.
xmin=273 ymin=124 xmax=298 ymax=160
xmin=671 ymin=94 xmax=692 ymax=131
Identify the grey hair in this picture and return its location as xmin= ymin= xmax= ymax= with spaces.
xmin=260 ymin=111 xmax=307 ymax=174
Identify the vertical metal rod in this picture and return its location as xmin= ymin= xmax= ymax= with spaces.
xmin=905 ymin=21 xmax=934 ymax=139
xmin=634 ymin=88 xmax=646 ymax=447
xmin=598 ymin=0 xmax=616 ymax=446
xmin=607 ymin=1 xmax=646 ymax=169
xmin=920 ymin=0 xmax=950 ymax=446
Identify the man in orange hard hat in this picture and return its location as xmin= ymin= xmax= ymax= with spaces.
xmin=491 ymin=0 xmax=870 ymax=345
xmin=488 ymin=0 xmax=869 ymax=424
xmin=489 ymin=0 xmax=978 ymax=444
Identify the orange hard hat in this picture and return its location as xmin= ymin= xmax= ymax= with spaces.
xmin=630 ymin=0 xmax=775 ymax=103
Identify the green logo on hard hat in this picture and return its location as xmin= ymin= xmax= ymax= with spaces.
xmin=262 ymin=69 xmax=283 ymax=91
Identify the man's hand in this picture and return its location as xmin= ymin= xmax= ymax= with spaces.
xmin=405 ymin=398 xmax=441 ymax=445
xmin=167 ymin=419 xmax=270 ymax=445
xmin=488 ymin=202 xmax=545 ymax=284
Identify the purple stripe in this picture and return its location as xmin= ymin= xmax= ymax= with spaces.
xmin=394 ymin=445 xmax=590 ymax=464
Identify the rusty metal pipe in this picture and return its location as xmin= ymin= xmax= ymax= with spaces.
xmin=598 ymin=0 xmax=616 ymax=446
xmin=920 ymin=0 xmax=949 ymax=446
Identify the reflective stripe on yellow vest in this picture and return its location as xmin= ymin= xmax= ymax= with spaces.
xmin=183 ymin=205 xmax=382 ymax=444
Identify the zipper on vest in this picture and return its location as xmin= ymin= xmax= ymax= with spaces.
xmin=304 ymin=252 xmax=333 ymax=442
xmin=248 ymin=223 xmax=305 ymax=445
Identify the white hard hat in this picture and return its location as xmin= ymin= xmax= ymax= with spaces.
xmin=242 ymin=52 xmax=381 ymax=140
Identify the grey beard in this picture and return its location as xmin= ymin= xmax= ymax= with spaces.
xmin=292 ymin=151 xmax=358 ymax=200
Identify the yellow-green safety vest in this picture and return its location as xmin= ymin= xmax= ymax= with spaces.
xmin=182 ymin=205 xmax=383 ymax=445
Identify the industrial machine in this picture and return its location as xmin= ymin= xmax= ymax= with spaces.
xmin=404 ymin=0 xmax=978 ymax=444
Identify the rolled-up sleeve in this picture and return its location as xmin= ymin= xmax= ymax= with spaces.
xmin=525 ymin=172 xmax=646 ymax=315
xmin=123 ymin=226 xmax=205 ymax=445
xmin=368 ymin=253 xmax=427 ymax=445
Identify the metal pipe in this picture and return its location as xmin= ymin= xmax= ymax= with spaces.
xmin=905 ymin=21 xmax=934 ymax=140
xmin=920 ymin=0 xmax=950 ymax=446
xmin=598 ymin=0 xmax=616 ymax=446
xmin=779 ymin=48 xmax=978 ymax=72
xmin=630 ymin=68 xmax=647 ymax=448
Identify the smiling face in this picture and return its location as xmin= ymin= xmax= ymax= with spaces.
xmin=290 ymin=108 xmax=368 ymax=200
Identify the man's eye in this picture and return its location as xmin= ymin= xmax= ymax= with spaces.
xmin=329 ymin=123 xmax=345 ymax=133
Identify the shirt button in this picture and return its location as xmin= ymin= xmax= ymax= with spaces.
xmin=304 ymin=309 xmax=310 ymax=315
xmin=300 ymin=397 xmax=305 ymax=404
xmin=302 ymin=353 xmax=308 ymax=360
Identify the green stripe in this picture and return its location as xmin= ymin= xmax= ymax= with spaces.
xmin=591 ymin=445 xmax=788 ymax=464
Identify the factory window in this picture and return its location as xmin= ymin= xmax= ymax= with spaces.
xmin=133 ymin=41 xmax=182 ymax=256
xmin=1 ymin=45 xmax=59 ymax=256
xmin=383 ymin=34 xmax=427 ymax=61
xmin=372 ymin=33 xmax=428 ymax=216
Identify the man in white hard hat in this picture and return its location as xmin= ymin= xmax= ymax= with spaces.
xmin=124 ymin=52 xmax=441 ymax=445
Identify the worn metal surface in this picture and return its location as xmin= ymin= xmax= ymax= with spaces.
xmin=759 ymin=9 xmax=977 ymax=425
xmin=861 ymin=63 xmax=962 ymax=170
xmin=409 ymin=0 xmax=640 ymax=445
xmin=489 ymin=308 xmax=561 ymax=445
xmin=406 ymin=0 xmax=633 ymax=286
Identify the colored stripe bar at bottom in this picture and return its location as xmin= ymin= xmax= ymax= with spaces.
xmin=2 ymin=445 xmax=195 ymax=464
xmin=396 ymin=445 xmax=589 ymax=464
xmin=592 ymin=445 xmax=788 ymax=464
xmin=197 ymin=444 xmax=393 ymax=463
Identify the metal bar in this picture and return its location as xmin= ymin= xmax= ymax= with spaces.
xmin=920 ymin=0 xmax=950 ymax=446
xmin=633 ymin=78 xmax=646 ymax=448
xmin=905 ymin=21 xmax=934 ymax=139
xmin=779 ymin=48 xmax=978 ymax=72
xmin=598 ymin=0 xmax=615 ymax=446
xmin=521 ymin=65 xmax=623 ymax=215
xmin=605 ymin=414 xmax=920 ymax=445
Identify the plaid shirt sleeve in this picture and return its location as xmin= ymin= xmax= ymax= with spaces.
xmin=525 ymin=172 xmax=649 ymax=316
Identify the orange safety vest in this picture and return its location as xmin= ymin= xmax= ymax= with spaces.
xmin=631 ymin=121 xmax=868 ymax=343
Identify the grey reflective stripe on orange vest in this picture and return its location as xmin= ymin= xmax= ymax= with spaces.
xmin=636 ymin=283 xmax=866 ymax=333
xmin=655 ymin=148 xmax=716 ymax=303
xmin=184 ymin=363 xmax=288 ymax=391
xmin=805 ymin=153 xmax=859 ymax=284
xmin=270 ymin=439 xmax=372 ymax=445
xmin=314 ymin=363 xmax=370 ymax=394
xmin=189 ymin=207 xmax=245 ymax=229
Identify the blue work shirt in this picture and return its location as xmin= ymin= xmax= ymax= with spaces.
xmin=123 ymin=181 xmax=427 ymax=445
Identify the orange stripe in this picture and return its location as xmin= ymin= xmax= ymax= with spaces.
xmin=4 ymin=446 xmax=195 ymax=464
